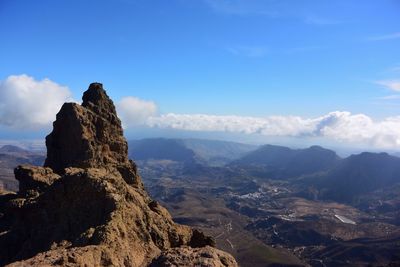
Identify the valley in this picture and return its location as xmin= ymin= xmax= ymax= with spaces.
xmin=133 ymin=139 xmax=400 ymax=267
xmin=1 ymin=138 xmax=400 ymax=266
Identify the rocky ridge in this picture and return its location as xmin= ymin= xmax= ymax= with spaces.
xmin=0 ymin=83 xmax=237 ymax=267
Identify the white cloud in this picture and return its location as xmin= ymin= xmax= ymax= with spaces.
xmin=368 ymin=32 xmax=400 ymax=41
xmin=116 ymin=96 xmax=157 ymax=127
xmin=147 ymin=113 xmax=313 ymax=136
xmin=0 ymin=74 xmax=73 ymax=129
xmin=146 ymin=111 xmax=400 ymax=148
xmin=0 ymin=75 xmax=157 ymax=130
xmin=376 ymin=80 xmax=400 ymax=92
xmin=2 ymin=74 xmax=400 ymax=149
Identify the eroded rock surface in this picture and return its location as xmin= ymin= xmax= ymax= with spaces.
xmin=150 ymin=246 xmax=238 ymax=267
xmin=0 ymin=83 xmax=237 ymax=267
xmin=14 ymin=165 xmax=60 ymax=197
xmin=44 ymin=83 xmax=140 ymax=187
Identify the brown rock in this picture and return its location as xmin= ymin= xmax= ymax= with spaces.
xmin=150 ymin=246 xmax=238 ymax=267
xmin=44 ymin=83 xmax=140 ymax=187
xmin=14 ymin=165 xmax=60 ymax=196
xmin=0 ymin=83 xmax=237 ymax=267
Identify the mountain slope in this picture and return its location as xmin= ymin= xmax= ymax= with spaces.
xmin=129 ymin=138 xmax=197 ymax=164
xmin=306 ymin=152 xmax=400 ymax=203
xmin=0 ymin=145 xmax=28 ymax=154
xmin=231 ymin=145 xmax=340 ymax=179
xmin=128 ymin=138 xmax=258 ymax=167
xmin=182 ymin=139 xmax=257 ymax=166
xmin=0 ymin=145 xmax=45 ymax=191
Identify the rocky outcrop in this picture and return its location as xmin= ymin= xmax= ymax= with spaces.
xmin=14 ymin=165 xmax=60 ymax=197
xmin=150 ymin=246 xmax=238 ymax=267
xmin=44 ymin=83 xmax=140 ymax=187
xmin=0 ymin=83 xmax=237 ymax=267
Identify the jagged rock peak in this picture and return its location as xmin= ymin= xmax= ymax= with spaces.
xmin=44 ymin=83 xmax=138 ymax=186
xmin=82 ymin=82 xmax=117 ymax=115
xmin=82 ymin=82 xmax=107 ymax=104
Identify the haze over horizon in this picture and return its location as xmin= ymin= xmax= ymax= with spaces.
xmin=1 ymin=0 xmax=400 ymax=151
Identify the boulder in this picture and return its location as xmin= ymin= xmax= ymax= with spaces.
xmin=150 ymin=246 xmax=238 ymax=267
xmin=14 ymin=165 xmax=60 ymax=196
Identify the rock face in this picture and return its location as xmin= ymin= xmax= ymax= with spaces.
xmin=44 ymin=83 xmax=140 ymax=187
xmin=150 ymin=246 xmax=238 ymax=267
xmin=0 ymin=83 xmax=237 ymax=267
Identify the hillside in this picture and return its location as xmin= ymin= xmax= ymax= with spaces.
xmin=182 ymin=139 xmax=257 ymax=166
xmin=305 ymin=152 xmax=400 ymax=203
xmin=129 ymin=138 xmax=197 ymax=164
xmin=231 ymin=144 xmax=340 ymax=179
xmin=0 ymin=145 xmax=45 ymax=191
xmin=129 ymin=138 xmax=257 ymax=166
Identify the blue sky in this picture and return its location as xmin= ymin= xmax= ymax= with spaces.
xmin=1 ymin=0 xmax=400 ymax=150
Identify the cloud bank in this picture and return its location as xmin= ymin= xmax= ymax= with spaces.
xmin=0 ymin=75 xmax=73 ymax=129
xmin=146 ymin=112 xmax=400 ymax=149
xmin=1 ymin=74 xmax=400 ymax=149
xmin=116 ymin=96 xmax=157 ymax=127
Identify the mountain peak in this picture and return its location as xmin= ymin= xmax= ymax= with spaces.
xmin=82 ymin=82 xmax=116 ymax=113
xmin=82 ymin=82 xmax=106 ymax=105
xmin=44 ymin=83 xmax=133 ymax=180
xmin=0 ymin=145 xmax=26 ymax=153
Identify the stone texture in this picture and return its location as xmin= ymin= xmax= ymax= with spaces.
xmin=150 ymin=246 xmax=239 ymax=267
xmin=44 ymin=83 xmax=140 ymax=187
xmin=0 ymin=83 xmax=237 ymax=267
xmin=14 ymin=165 xmax=60 ymax=196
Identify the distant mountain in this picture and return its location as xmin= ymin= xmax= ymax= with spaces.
xmin=182 ymin=139 xmax=257 ymax=166
xmin=392 ymin=152 xmax=400 ymax=158
xmin=0 ymin=145 xmax=27 ymax=154
xmin=231 ymin=145 xmax=340 ymax=179
xmin=0 ymin=145 xmax=45 ymax=166
xmin=0 ymin=145 xmax=45 ymax=191
xmin=127 ymin=139 xmax=400 ymax=206
xmin=125 ymin=137 xmax=400 ymax=266
xmin=128 ymin=138 xmax=197 ymax=164
xmin=306 ymin=152 xmax=400 ymax=203
xmin=128 ymin=138 xmax=258 ymax=166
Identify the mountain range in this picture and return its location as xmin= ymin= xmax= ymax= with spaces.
xmin=3 ymin=138 xmax=400 ymax=206
xmin=127 ymin=140 xmax=400 ymax=204
xmin=129 ymin=138 xmax=256 ymax=166
xmin=130 ymin=139 xmax=400 ymax=266
xmin=304 ymin=152 xmax=400 ymax=203
xmin=230 ymin=144 xmax=341 ymax=179
xmin=1 ymin=131 xmax=400 ymax=266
